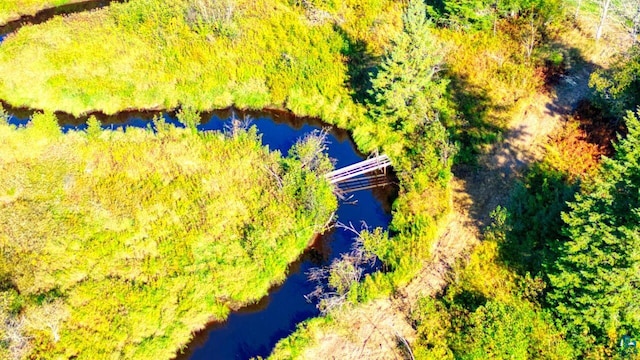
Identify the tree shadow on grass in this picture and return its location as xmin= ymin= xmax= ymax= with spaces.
xmin=334 ymin=25 xmax=380 ymax=106
xmin=453 ymin=124 xmax=536 ymax=229
xmin=481 ymin=43 xmax=606 ymax=279
xmin=445 ymin=73 xmax=509 ymax=166
xmin=450 ymin=43 xmax=602 ymax=234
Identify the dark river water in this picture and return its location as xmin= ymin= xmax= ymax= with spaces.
xmin=5 ymin=108 xmax=396 ymax=359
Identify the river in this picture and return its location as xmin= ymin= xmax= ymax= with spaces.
xmin=5 ymin=107 xmax=396 ymax=359
xmin=1 ymin=2 xmax=396 ymax=358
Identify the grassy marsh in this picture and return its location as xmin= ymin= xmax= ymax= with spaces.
xmin=0 ymin=112 xmax=336 ymax=359
xmin=0 ymin=0 xmax=402 ymax=128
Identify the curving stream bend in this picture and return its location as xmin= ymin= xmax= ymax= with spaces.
xmin=0 ymin=0 xmax=121 ymax=34
xmin=6 ymin=107 xmax=396 ymax=359
xmin=0 ymin=3 xmax=396 ymax=358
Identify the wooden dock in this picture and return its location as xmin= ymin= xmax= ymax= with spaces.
xmin=325 ymin=154 xmax=392 ymax=195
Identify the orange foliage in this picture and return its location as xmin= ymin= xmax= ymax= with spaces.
xmin=546 ymin=121 xmax=602 ymax=178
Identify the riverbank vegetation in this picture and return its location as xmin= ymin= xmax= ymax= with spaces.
xmin=0 ymin=0 xmax=402 ymax=125
xmin=271 ymin=1 xmax=639 ymax=359
xmin=0 ymin=111 xmax=336 ymax=359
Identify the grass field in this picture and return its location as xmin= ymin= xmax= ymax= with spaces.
xmin=0 ymin=0 xmax=402 ymax=129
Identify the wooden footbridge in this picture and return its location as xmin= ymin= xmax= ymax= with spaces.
xmin=325 ymin=154 xmax=393 ymax=196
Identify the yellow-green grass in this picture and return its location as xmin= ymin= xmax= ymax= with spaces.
xmin=0 ymin=0 xmax=401 ymax=128
xmin=0 ymin=0 xmax=78 ymax=25
xmin=0 ymin=112 xmax=336 ymax=359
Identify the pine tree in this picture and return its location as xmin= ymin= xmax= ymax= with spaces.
xmin=368 ymin=0 xmax=447 ymax=137
xmin=444 ymin=0 xmax=494 ymax=30
xmin=548 ymin=109 xmax=640 ymax=351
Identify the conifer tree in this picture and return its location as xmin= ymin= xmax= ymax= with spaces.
xmin=590 ymin=45 xmax=640 ymax=119
xmin=368 ymin=0 xmax=447 ymax=137
xmin=548 ymin=109 xmax=640 ymax=351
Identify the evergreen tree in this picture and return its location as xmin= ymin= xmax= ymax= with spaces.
xmin=429 ymin=0 xmax=563 ymax=31
xmin=368 ymin=0 xmax=447 ymax=137
xmin=443 ymin=0 xmax=494 ymax=30
xmin=548 ymin=109 xmax=640 ymax=351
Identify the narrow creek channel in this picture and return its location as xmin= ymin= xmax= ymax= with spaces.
xmin=6 ymin=108 xmax=397 ymax=359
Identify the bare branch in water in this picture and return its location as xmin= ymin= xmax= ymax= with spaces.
xmin=224 ymin=113 xmax=252 ymax=137
xmin=305 ymin=224 xmax=378 ymax=314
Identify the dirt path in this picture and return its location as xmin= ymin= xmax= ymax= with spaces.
xmin=297 ymin=64 xmax=595 ymax=360
xmin=402 ymin=64 xmax=593 ymax=305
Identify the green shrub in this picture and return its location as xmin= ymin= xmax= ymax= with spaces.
xmin=590 ymin=45 xmax=640 ymax=119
